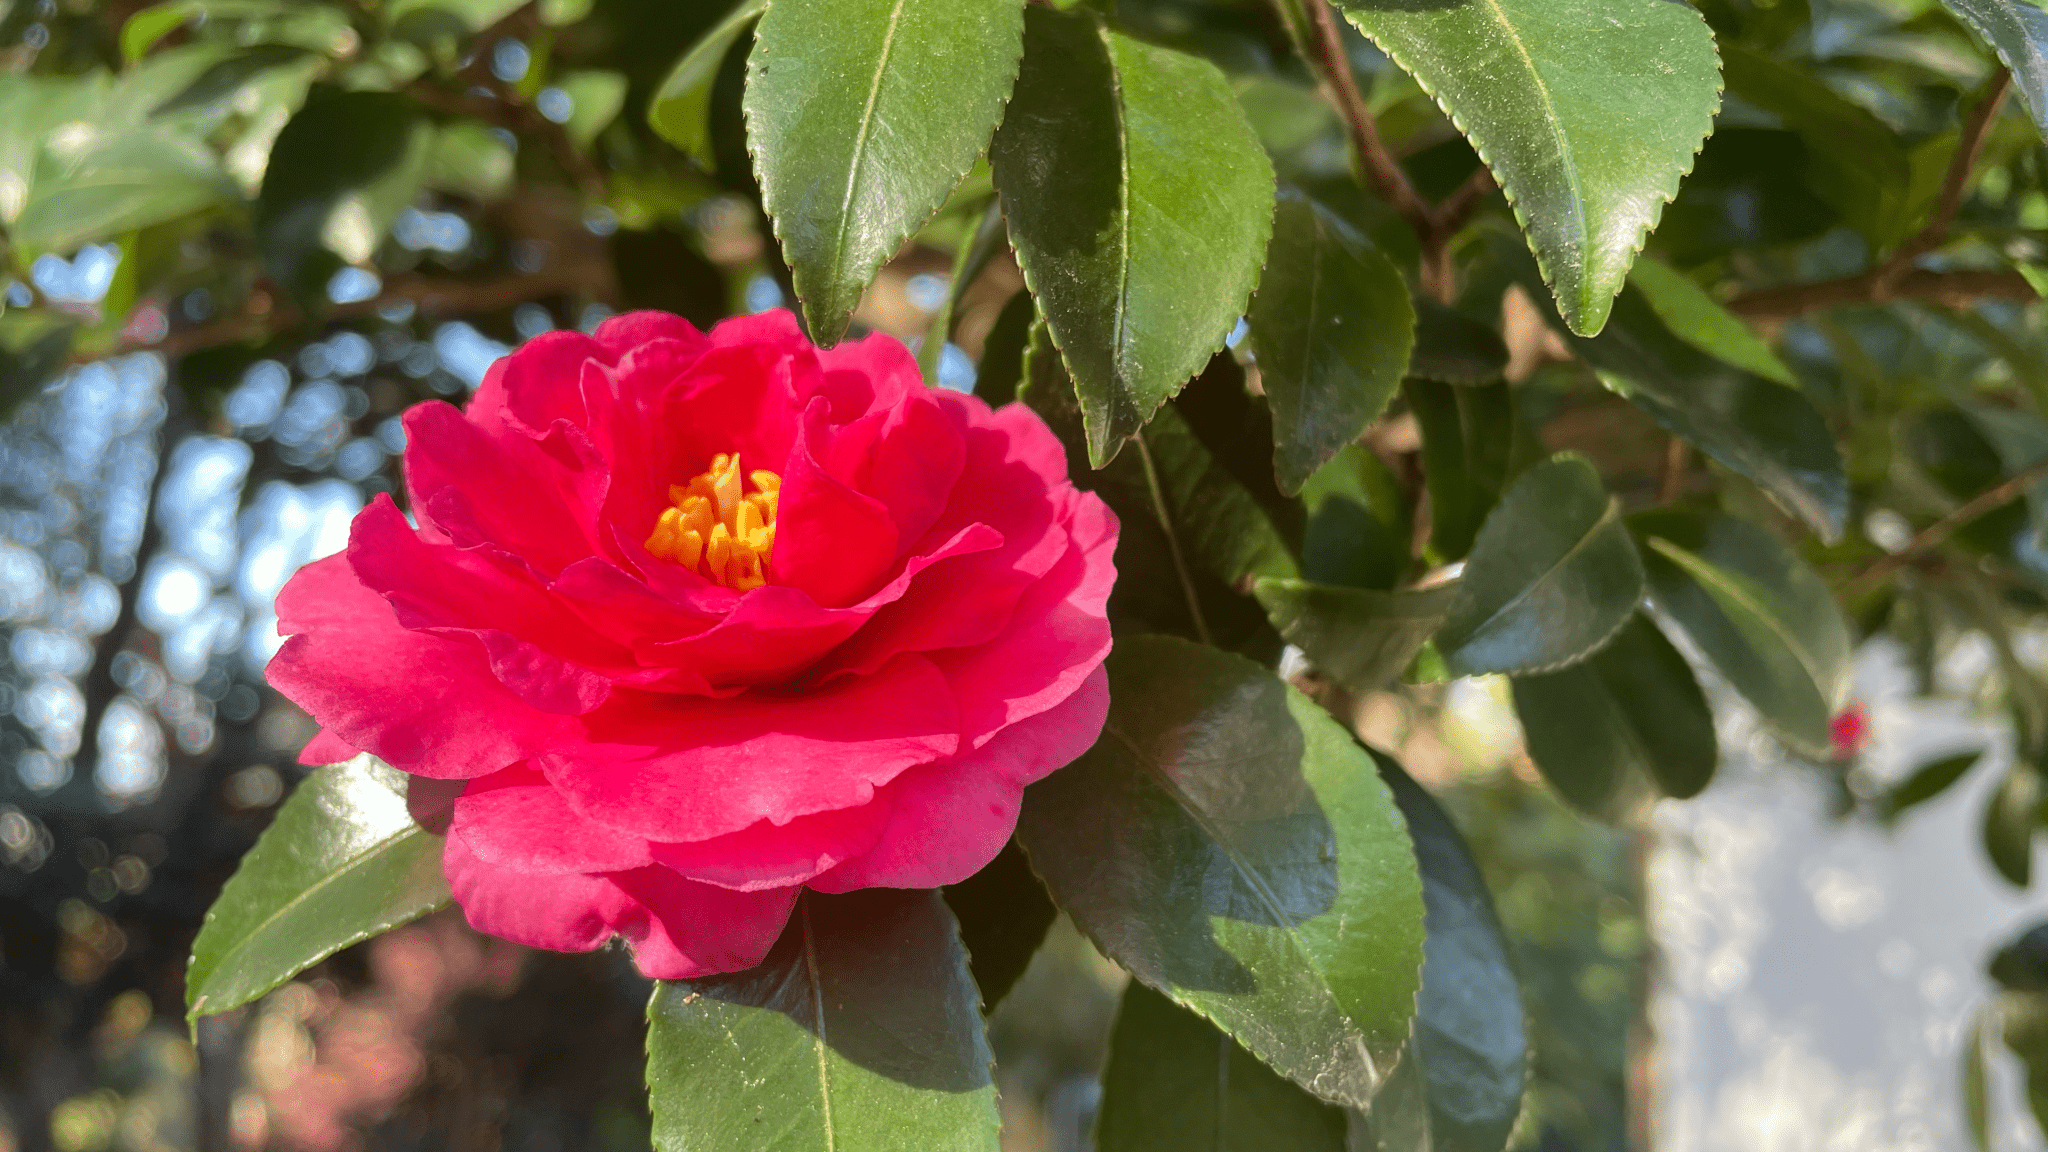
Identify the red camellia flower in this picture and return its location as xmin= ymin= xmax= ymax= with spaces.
xmin=267 ymin=310 xmax=1118 ymax=978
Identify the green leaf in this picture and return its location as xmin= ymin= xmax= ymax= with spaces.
xmin=554 ymin=70 xmax=627 ymax=148
xmin=1494 ymin=236 xmax=1846 ymax=540
xmin=1985 ymin=765 xmax=2039 ymax=886
xmin=1255 ymin=578 xmax=1459 ymax=694
xmin=1333 ymin=0 xmax=1721 ymax=335
xmin=1880 ymin=750 xmax=1984 ymax=824
xmin=1632 ymin=510 xmax=1852 ymax=758
xmin=746 ymin=0 xmax=1024 ymax=345
xmin=124 ymin=2 xmax=199 ymax=62
xmin=154 ymin=44 xmax=315 ymax=116
xmin=1249 ymin=188 xmax=1415 ymax=496
xmin=1096 ymin=983 xmax=1350 ymax=1152
xmin=1017 ymin=635 xmax=1426 ymax=1109
xmin=1965 ymin=1014 xmax=1992 ymax=1152
xmin=920 ymin=201 xmax=1004 ymax=386
xmin=970 ymin=290 xmax=1033 ymax=408
xmin=645 ymin=890 xmax=1001 ymax=1152
xmin=648 ymin=0 xmax=763 ymax=172
xmin=185 ymin=755 xmax=449 ymax=1022
xmin=1377 ymin=754 xmax=1528 ymax=1152
xmin=1511 ymin=613 xmax=1717 ymax=819
xmin=1436 ymin=454 xmax=1643 ymax=677
xmin=1300 ymin=443 xmax=1408 ymax=592
xmin=255 ymin=87 xmax=433 ymax=299
xmin=13 ymin=130 xmax=231 ymax=255
xmin=1942 ymin=0 xmax=2048 ymax=134
xmin=1141 ymin=405 xmax=1301 ymax=587
xmin=1718 ymin=45 xmax=1924 ymax=245
xmin=425 ymin=120 xmax=516 ymax=201
xmin=942 ymin=839 xmax=1056 ymax=1012
xmin=991 ymin=5 xmax=1275 ymax=466
xmin=1408 ymin=299 xmax=1509 ymax=386
xmin=1625 ymin=256 xmax=1796 ymax=387
xmin=1406 ymin=378 xmax=1512 ymax=563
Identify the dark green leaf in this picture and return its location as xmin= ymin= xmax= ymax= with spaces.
xmin=1436 ymin=454 xmax=1643 ymax=677
xmin=746 ymin=0 xmax=1024 ymax=344
xmin=185 ymin=755 xmax=449 ymax=1022
xmin=1941 ymin=0 xmax=2048 ymax=134
xmin=645 ymin=890 xmax=1000 ymax=1152
xmin=256 ymin=88 xmax=433 ymax=299
xmin=920 ymin=201 xmax=1005 ymax=386
xmin=971 ymin=290 xmax=1033 ymax=408
xmin=942 ymin=839 xmax=1056 ymax=1012
xmin=1249 ymin=188 xmax=1415 ymax=495
xmin=648 ymin=0 xmax=763 ymax=171
xmin=1625 ymin=256 xmax=1796 ymax=387
xmin=1377 ymin=753 xmax=1528 ymax=1152
xmin=991 ymin=5 xmax=1274 ymax=466
xmin=1407 ymin=299 xmax=1509 ymax=386
xmin=1880 ymin=750 xmax=1984 ymax=824
xmin=1633 ymin=510 xmax=1852 ymax=758
xmin=1141 ymin=405 xmax=1301 ymax=587
xmin=1017 ymin=636 xmax=1427 ymax=1109
xmin=1512 ymin=614 xmax=1717 ymax=819
xmin=1985 ymin=765 xmax=2039 ymax=886
xmin=1406 ymin=378 xmax=1512 ymax=563
xmin=1300 ymin=444 xmax=1408 ymax=592
xmin=1254 ymin=578 xmax=1459 ymax=694
xmin=1992 ymin=923 xmax=2048 ymax=991
xmin=1496 ymin=237 xmax=1847 ymax=540
xmin=1096 ymin=983 xmax=1349 ymax=1152
xmin=1333 ymin=0 xmax=1720 ymax=335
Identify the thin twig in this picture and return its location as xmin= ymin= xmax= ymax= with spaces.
xmin=1728 ymin=267 xmax=2035 ymax=319
xmin=1728 ymin=69 xmax=2017 ymax=319
xmin=1839 ymin=454 xmax=2048 ymax=601
xmin=1434 ymin=166 xmax=1497 ymax=239
xmin=1133 ymin=434 xmax=1214 ymax=647
xmin=1659 ymin=436 xmax=1688 ymax=504
xmin=1871 ymin=68 xmax=2011 ymax=298
xmin=1302 ymin=0 xmax=1434 ymax=239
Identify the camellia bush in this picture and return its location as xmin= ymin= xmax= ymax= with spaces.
xmin=10 ymin=0 xmax=2048 ymax=1145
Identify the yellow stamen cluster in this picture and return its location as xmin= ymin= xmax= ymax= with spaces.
xmin=645 ymin=453 xmax=780 ymax=591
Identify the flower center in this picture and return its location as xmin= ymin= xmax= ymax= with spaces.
xmin=645 ymin=452 xmax=780 ymax=591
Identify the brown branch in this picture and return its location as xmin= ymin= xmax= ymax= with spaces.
xmin=1727 ymin=267 xmax=2035 ymax=320
xmin=1304 ymin=0 xmax=1434 ymax=238
xmin=1872 ymin=68 xmax=2011 ymax=298
xmin=75 ymin=268 xmax=599 ymax=365
xmin=1435 ymin=166 xmax=1498 ymax=239
xmin=1838 ymin=454 xmax=2048 ymax=601
xmin=1727 ymin=69 xmax=2020 ymax=320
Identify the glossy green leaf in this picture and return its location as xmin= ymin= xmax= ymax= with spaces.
xmin=1406 ymin=378 xmax=1512 ymax=563
xmin=1625 ymin=256 xmax=1796 ymax=387
xmin=1436 ymin=454 xmax=1643 ymax=677
xmin=1254 ymin=578 xmax=1459 ymax=693
xmin=1497 ymin=237 xmax=1846 ymax=540
xmin=1512 ymin=613 xmax=1717 ymax=819
xmin=1300 ymin=443 xmax=1408 ymax=592
xmin=1096 ymin=983 xmax=1349 ymax=1152
xmin=746 ymin=0 xmax=1024 ymax=345
xmin=991 ymin=5 xmax=1275 ymax=466
xmin=1408 ymin=299 xmax=1509 ymax=386
xmin=1942 ymin=0 xmax=2048 ymax=134
xmin=942 ymin=839 xmax=1056 ymax=1012
xmin=255 ymin=87 xmax=433 ymax=298
xmin=1984 ymin=765 xmax=2039 ymax=886
xmin=1880 ymin=750 xmax=1984 ymax=824
xmin=13 ymin=130 xmax=231 ymax=254
xmin=1377 ymin=753 xmax=1528 ymax=1152
xmin=1334 ymin=0 xmax=1720 ymax=335
xmin=647 ymin=0 xmax=763 ymax=171
xmin=185 ymin=755 xmax=449 ymax=1022
xmin=1633 ymin=510 xmax=1852 ymax=758
xmin=1249 ymin=188 xmax=1415 ymax=495
xmin=645 ymin=890 xmax=1000 ymax=1152
xmin=1017 ymin=636 xmax=1427 ymax=1109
